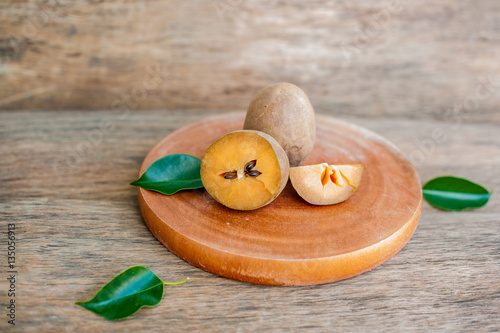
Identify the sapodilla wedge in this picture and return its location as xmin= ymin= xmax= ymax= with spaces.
xmin=290 ymin=163 xmax=364 ymax=205
xmin=200 ymin=130 xmax=289 ymax=211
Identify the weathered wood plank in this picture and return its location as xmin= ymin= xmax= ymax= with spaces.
xmin=2 ymin=110 xmax=499 ymax=210
xmin=0 ymin=110 xmax=499 ymax=331
xmin=1 ymin=1 xmax=500 ymax=123
xmin=2 ymin=200 xmax=499 ymax=332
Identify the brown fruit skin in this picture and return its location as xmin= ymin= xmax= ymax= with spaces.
xmin=244 ymin=82 xmax=316 ymax=167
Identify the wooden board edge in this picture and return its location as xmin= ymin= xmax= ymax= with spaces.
xmin=138 ymin=188 xmax=422 ymax=286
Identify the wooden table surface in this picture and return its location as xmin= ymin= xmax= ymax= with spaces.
xmin=1 ymin=110 xmax=499 ymax=332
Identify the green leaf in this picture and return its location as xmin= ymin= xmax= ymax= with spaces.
xmin=130 ymin=154 xmax=203 ymax=195
xmin=422 ymin=176 xmax=491 ymax=211
xmin=76 ymin=266 xmax=188 ymax=320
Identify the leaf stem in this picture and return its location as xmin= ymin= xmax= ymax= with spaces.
xmin=162 ymin=277 xmax=189 ymax=285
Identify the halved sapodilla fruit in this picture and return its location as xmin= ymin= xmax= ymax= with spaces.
xmin=290 ymin=163 xmax=364 ymax=205
xmin=200 ymin=130 xmax=290 ymax=210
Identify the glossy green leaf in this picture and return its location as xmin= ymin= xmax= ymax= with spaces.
xmin=422 ymin=176 xmax=491 ymax=211
xmin=76 ymin=266 xmax=188 ymax=320
xmin=130 ymin=154 xmax=203 ymax=195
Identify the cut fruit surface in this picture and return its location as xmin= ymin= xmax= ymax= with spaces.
xmin=200 ymin=130 xmax=289 ymax=210
xmin=290 ymin=163 xmax=364 ymax=205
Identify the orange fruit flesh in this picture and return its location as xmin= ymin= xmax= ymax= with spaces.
xmin=290 ymin=163 xmax=364 ymax=205
xmin=201 ymin=132 xmax=282 ymax=210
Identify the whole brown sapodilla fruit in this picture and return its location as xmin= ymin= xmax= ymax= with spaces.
xmin=243 ymin=82 xmax=316 ymax=166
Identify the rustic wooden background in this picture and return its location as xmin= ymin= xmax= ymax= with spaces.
xmin=1 ymin=110 xmax=499 ymax=332
xmin=1 ymin=1 xmax=500 ymax=332
xmin=1 ymin=0 xmax=499 ymax=123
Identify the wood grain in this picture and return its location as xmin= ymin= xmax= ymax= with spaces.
xmin=138 ymin=113 xmax=422 ymax=285
xmin=1 ymin=1 xmax=500 ymax=124
xmin=0 ymin=110 xmax=499 ymax=331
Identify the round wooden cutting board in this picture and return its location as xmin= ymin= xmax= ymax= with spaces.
xmin=137 ymin=113 xmax=422 ymax=286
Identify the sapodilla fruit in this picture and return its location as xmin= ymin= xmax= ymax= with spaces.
xmin=200 ymin=130 xmax=290 ymax=211
xmin=290 ymin=163 xmax=364 ymax=205
xmin=244 ymin=82 xmax=316 ymax=167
